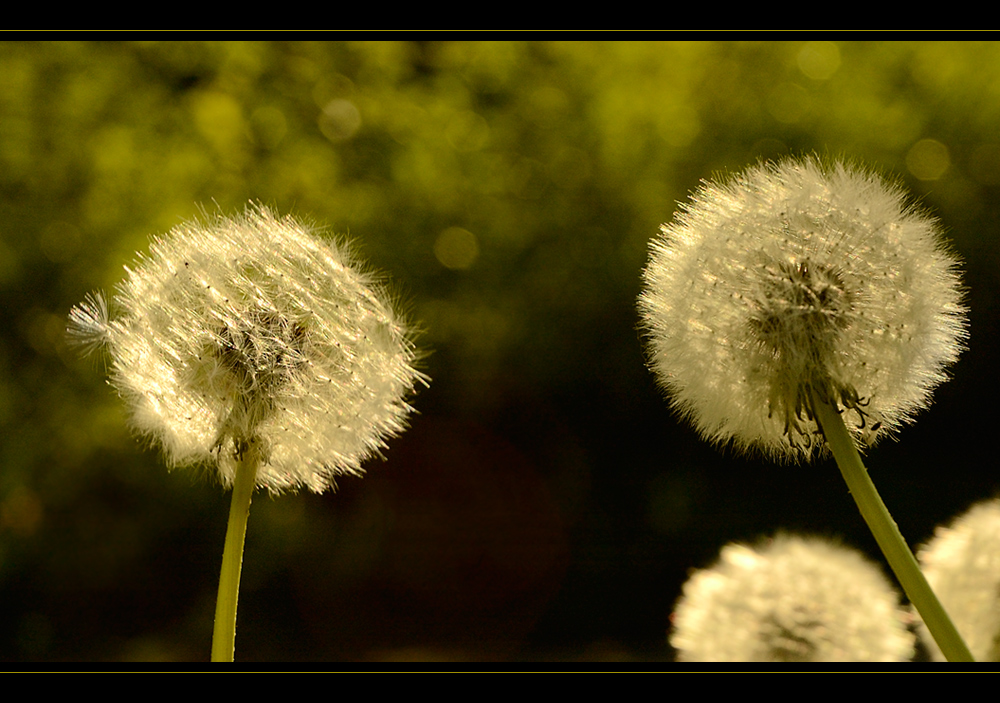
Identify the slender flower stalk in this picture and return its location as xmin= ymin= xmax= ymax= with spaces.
xmin=671 ymin=534 xmax=915 ymax=662
xmin=639 ymin=157 xmax=970 ymax=660
xmin=810 ymin=389 xmax=972 ymax=662
xmin=212 ymin=443 xmax=260 ymax=662
xmin=70 ymin=204 xmax=425 ymax=660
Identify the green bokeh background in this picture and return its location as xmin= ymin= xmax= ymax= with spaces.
xmin=1 ymin=40 xmax=998 ymax=662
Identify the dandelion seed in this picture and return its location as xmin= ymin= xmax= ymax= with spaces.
xmin=917 ymin=499 xmax=1000 ymax=661
xmin=67 ymin=290 xmax=111 ymax=357
xmin=69 ymin=204 xmax=425 ymax=494
xmin=670 ymin=534 xmax=914 ymax=662
xmin=638 ymin=157 xmax=967 ymax=460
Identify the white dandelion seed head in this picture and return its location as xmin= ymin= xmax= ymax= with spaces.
xmin=917 ymin=499 xmax=1000 ymax=661
xmin=638 ymin=157 xmax=967 ymax=461
xmin=69 ymin=204 xmax=425 ymax=494
xmin=670 ymin=534 xmax=914 ymax=662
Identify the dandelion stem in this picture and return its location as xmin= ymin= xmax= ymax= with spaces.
xmin=211 ymin=444 xmax=261 ymax=663
xmin=810 ymin=387 xmax=974 ymax=663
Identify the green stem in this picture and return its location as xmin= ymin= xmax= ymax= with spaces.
xmin=211 ymin=445 xmax=261 ymax=663
xmin=809 ymin=387 xmax=974 ymax=663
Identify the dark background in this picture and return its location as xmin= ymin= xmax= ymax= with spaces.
xmin=1 ymin=40 xmax=997 ymax=662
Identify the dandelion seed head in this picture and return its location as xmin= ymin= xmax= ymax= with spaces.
xmin=917 ymin=499 xmax=1000 ymax=661
xmin=639 ymin=157 xmax=967 ymax=460
xmin=670 ymin=534 xmax=914 ymax=662
xmin=71 ymin=204 xmax=425 ymax=494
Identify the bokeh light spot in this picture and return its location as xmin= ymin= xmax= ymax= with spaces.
xmin=907 ymin=139 xmax=950 ymax=181
xmin=797 ymin=42 xmax=841 ymax=80
xmin=319 ymin=99 xmax=361 ymax=142
xmin=434 ymin=227 xmax=479 ymax=270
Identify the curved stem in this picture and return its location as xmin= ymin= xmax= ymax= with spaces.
xmin=211 ymin=447 xmax=261 ymax=663
xmin=809 ymin=387 xmax=973 ymax=663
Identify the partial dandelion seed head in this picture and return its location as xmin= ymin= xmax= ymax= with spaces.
xmin=670 ymin=534 xmax=914 ymax=662
xmin=917 ymin=499 xmax=1000 ymax=661
xmin=638 ymin=157 xmax=967 ymax=461
xmin=68 ymin=204 xmax=425 ymax=494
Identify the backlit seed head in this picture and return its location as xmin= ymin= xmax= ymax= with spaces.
xmin=670 ymin=534 xmax=914 ymax=662
xmin=69 ymin=204 xmax=426 ymax=494
xmin=917 ymin=499 xmax=1000 ymax=661
xmin=638 ymin=157 xmax=967 ymax=460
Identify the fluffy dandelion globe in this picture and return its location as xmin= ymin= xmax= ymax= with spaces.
xmin=69 ymin=204 xmax=424 ymax=494
xmin=638 ymin=157 xmax=967 ymax=460
xmin=69 ymin=203 xmax=426 ymax=661
xmin=670 ymin=535 xmax=915 ymax=662
xmin=917 ymin=500 xmax=1000 ymax=661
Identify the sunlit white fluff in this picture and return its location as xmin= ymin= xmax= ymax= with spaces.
xmin=918 ymin=499 xmax=1000 ymax=661
xmin=69 ymin=204 xmax=425 ymax=494
xmin=638 ymin=157 xmax=967 ymax=460
xmin=670 ymin=534 xmax=914 ymax=662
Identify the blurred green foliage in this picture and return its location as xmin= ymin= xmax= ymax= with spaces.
xmin=2 ymin=40 xmax=999 ymax=663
